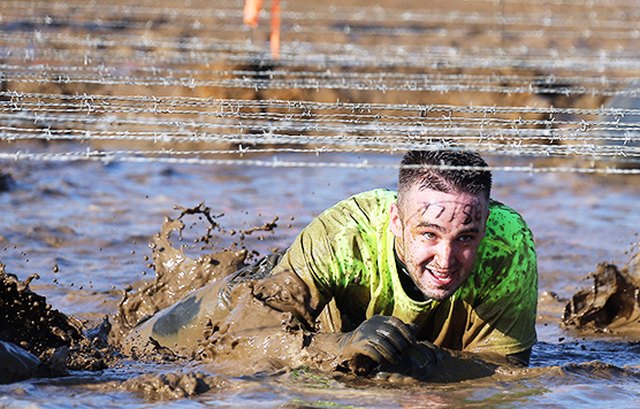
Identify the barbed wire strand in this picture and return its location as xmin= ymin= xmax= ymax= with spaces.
xmin=2 ymin=150 xmax=639 ymax=175
xmin=2 ymin=67 xmax=640 ymax=97
xmin=3 ymin=39 xmax=640 ymax=73
xmin=3 ymin=91 xmax=640 ymax=118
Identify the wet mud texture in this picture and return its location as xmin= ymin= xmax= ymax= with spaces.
xmin=116 ymin=203 xmax=319 ymax=374
xmin=563 ymin=256 xmax=640 ymax=337
xmin=118 ymin=371 xmax=230 ymax=401
xmin=1 ymin=201 xmax=496 ymax=391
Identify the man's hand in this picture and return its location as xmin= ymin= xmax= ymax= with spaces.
xmin=335 ymin=315 xmax=416 ymax=375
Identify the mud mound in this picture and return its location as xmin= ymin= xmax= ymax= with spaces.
xmin=0 ymin=263 xmax=114 ymax=381
xmin=0 ymin=264 xmax=83 ymax=356
xmin=563 ymin=262 xmax=640 ymax=336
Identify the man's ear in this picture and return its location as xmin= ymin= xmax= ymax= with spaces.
xmin=389 ymin=202 xmax=403 ymax=238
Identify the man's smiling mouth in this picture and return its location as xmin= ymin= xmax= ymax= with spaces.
xmin=425 ymin=266 xmax=454 ymax=285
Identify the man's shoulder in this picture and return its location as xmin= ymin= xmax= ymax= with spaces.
xmin=486 ymin=200 xmax=534 ymax=246
xmin=346 ymin=188 xmax=397 ymax=205
xmin=326 ymin=188 xmax=396 ymax=216
xmin=306 ymin=188 xmax=396 ymax=239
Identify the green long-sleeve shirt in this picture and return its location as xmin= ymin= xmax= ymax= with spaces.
xmin=270 ymin=188 xmax=538 ymax=356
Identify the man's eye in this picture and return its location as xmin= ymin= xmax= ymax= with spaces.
xmin=423 ymin=232 xmax=436 ymax=240
xmin=458 ymin=235 xmax=474 ymax=243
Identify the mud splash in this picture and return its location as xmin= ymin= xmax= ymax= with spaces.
xmin=1 ymin=200 xmax=496 ymax=390
xmin=115 ymin=203 xmax=499 ymax=382
xmin=0 ymin=202 xmax=270 ymax=388
xmin=111 ymin=203 xmax=250 ymax=344
xmin=116 ymin=203 xmax=325 ymax=374
xmin=562 ymin=253 xmax=640 ymax=337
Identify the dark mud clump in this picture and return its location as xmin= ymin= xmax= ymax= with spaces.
xmin=562 ymin=260 xmax=640 ymax=336
xmin=0 ymin=263 xmax=115 ymax=382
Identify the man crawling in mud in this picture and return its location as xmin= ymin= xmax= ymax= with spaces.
xmin=124 ymin=149 xmax=538 ymax=379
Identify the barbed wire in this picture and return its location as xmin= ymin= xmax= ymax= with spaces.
xmin=3 ymin=124 xmax=640 ymax=160
xmin=3 ymin=29 xmax=640 ymax=60
xmin=4 ymin=91 xmax=640 ymax=118
xmin=6 ymin=100 xmax=640 ymax=133
xmin=2 ymin=64 xmax=640 ymax=96
xmin=1 ymin=63 xmax=638 ymax=87
xmin=3 ymin=50 xmax=638 ymax=77
xmin=2 ymin=16 xmax=640 ymax=42
xmin=4 ymin=105 xmax=640 ymax=141
xmin=2 ymin=1 xmax=640 ymax=175
xmin=2 ymin=67 xmax=639 ymax=95
xmin=1 ymin=149 xmax=639 ymax=175
xmin=5 ymin=104 xmax=640 ymax=141
xmin=0 ymin=47 xmax=640 ymax=76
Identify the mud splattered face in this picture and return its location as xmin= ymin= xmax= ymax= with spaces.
xmin=390 ymin=186 xmax=489 ymax=301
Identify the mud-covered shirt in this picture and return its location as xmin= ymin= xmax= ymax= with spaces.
xmin=270 ymin=188 xmax=538 ymax=356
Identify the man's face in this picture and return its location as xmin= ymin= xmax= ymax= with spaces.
xmin=390 ymin=185 xmax=489 ymax=301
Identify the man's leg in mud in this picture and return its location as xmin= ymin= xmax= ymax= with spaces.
xmin=123 ymin=253 xmax=285 ymax=356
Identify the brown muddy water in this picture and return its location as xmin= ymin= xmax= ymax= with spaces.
xmin=1 ymin=152 xmax=640 ymax=407
xmin=2 ymin=0 xmax=640 ymax=407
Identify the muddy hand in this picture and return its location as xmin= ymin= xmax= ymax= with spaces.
xmin=337 ymin=315 xmax=416 ymax=375
xmin=392 ymin=340 xmax=440 ymax=377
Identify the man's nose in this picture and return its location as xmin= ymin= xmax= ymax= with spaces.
xmin=434 ymin=241 xmax=456 ymax=269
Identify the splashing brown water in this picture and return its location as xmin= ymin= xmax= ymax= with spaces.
xmin=1 ymin=202 xmax=256 ymax=390
xmin=112 ymin=203 xmax=249 ymax=343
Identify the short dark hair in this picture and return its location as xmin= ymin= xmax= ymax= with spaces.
xmin=397 ymin=150 xmax=492 ymax=205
